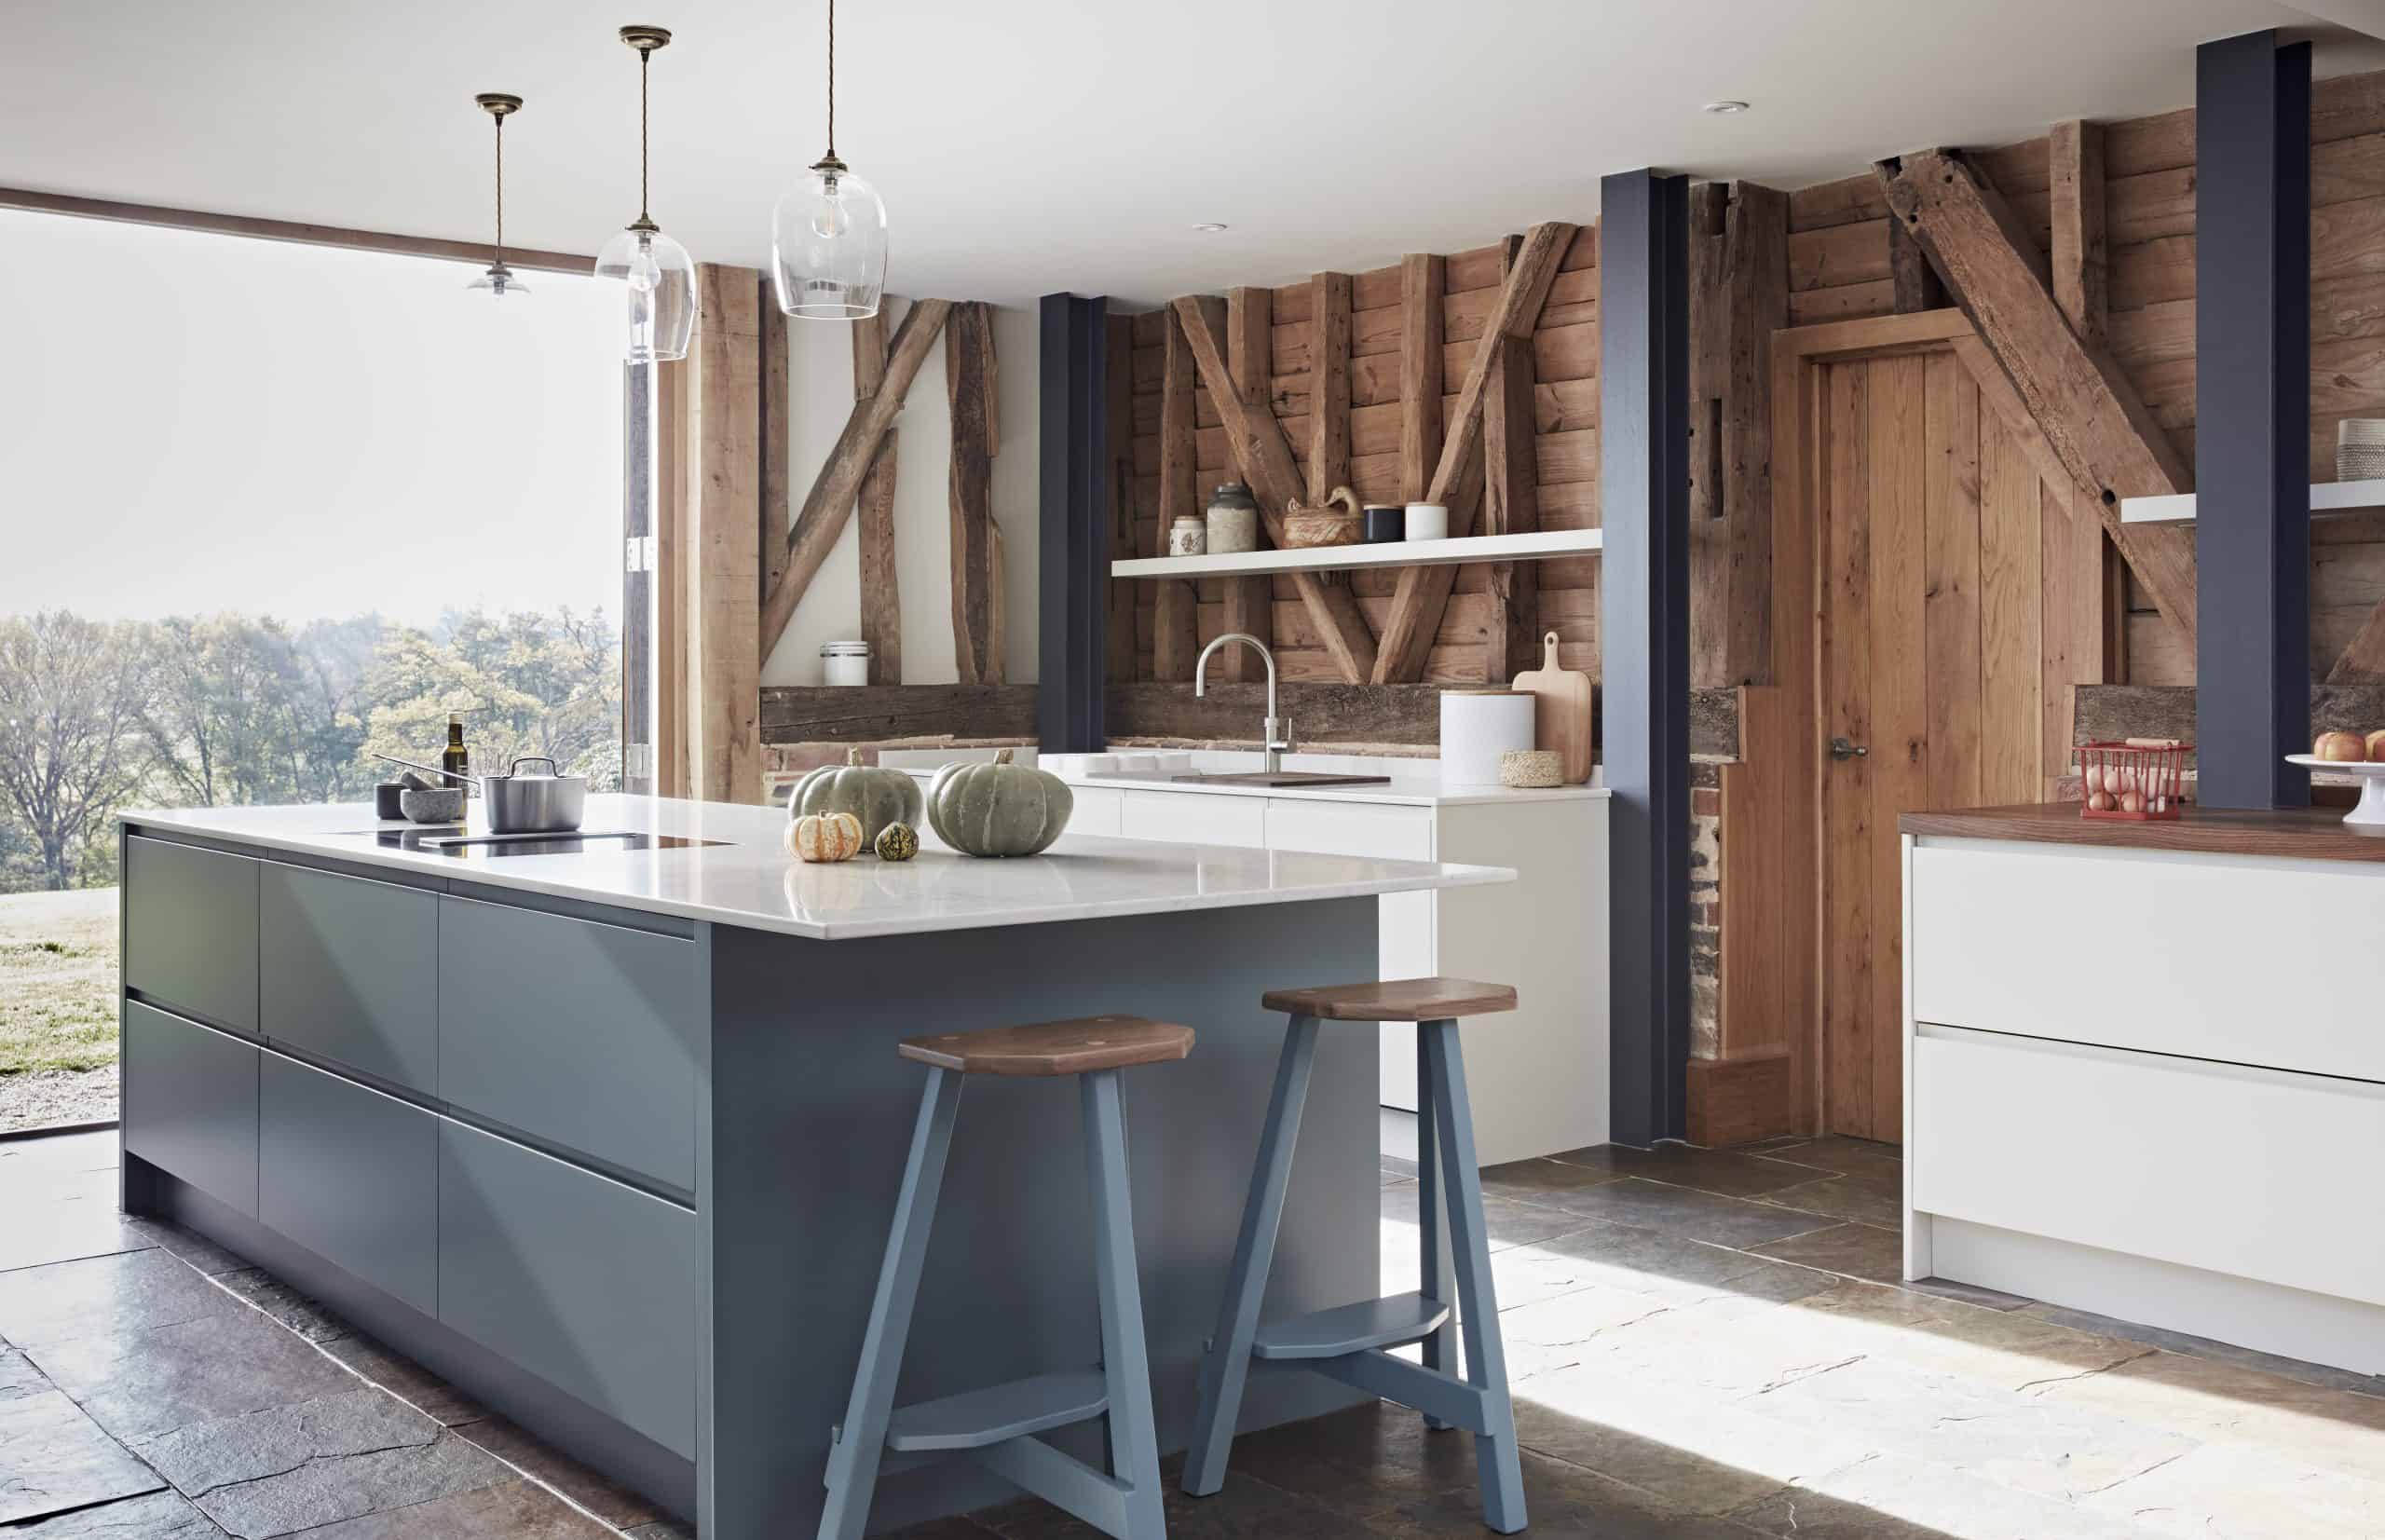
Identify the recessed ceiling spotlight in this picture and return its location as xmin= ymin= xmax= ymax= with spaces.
xmin=1192 ymin=222 xmax=1230 ymax=233
xmin=1703 ymin=100 xmax=1751 ymax=115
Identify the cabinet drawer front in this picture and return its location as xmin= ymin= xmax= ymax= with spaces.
xmin=438 ymin=899 xmax=699 ymax=1189
xmin=1913 ymin=1029 xmax=2385 ymax=1307
xmin=439 ymin=1122 xmax=696 ymax=1458
xmin=1068 ymin=785 xmax=1124 ymax=837
xmin=261 ymin=865 xmax=440 ymax=1093
xmin=124 ymin=838 xmax=258 ymax=1030
xmin=1265 ymin=798 xmax=1434 ymax=861
xmin=1911 ymin=842 xmax=2385 ymax=1082
xmin=1118 ymin=789 xmax=1267 ymax=848
xmin=123 ymin=1002 xmax=259 ymax=1217
xmin=259 ymin=1053 xmax=438 ymax=1315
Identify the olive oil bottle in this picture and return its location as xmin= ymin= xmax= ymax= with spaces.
xmin=441 ymin=713 xmax=471 ymax=784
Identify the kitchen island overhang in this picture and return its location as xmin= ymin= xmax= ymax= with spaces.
xmin=113 ymin=797 xmax=1515 ymax=1539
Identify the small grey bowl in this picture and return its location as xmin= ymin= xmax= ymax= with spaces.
xmin=399 ymin=786 xmax=468 ymax=825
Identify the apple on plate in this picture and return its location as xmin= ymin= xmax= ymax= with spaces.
xmin=2314 ymin=730 xmax=2368 ymax=762
xmin=2368 ymin=729 xmax=2385 ymax=761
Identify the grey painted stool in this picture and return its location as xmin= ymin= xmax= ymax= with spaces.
xmin=1182 ymin=977 xmax=1527 ymax=1533
xmin=816 ymin=1014 xmax=1192 ymax=1540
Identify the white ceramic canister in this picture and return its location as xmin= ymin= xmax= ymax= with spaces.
xmin=1405 ymin=502 xmax=1450 ymax=540
xmin=1206 ymin=483 xmax=1261 ymax=554
xmin=1439 ymin=688 xmax=1536 ymax=784
xmin=1168 ymin=514 xmax=1208 ymax=557
xmin=821 ymin=640 xmax=871 ymax=687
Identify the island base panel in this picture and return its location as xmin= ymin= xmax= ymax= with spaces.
xmin=701 ymin=897 xmax=1383 ymax=1538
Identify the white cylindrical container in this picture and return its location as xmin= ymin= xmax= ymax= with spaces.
xmin=1439 ymin=688 xmax=1536 ymax=784
xmin=821 ymin=640 xmax=871 ymax=687
xmin=1405 ymin=502 xmax=1450 ymax=540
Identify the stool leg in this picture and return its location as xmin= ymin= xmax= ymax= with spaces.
xmin=817 ymin=1066 xmax=964 ymax=1540
xmin=1181 ymin=1013 xmax=1321 ymax=1498
xmin=1413 ymin=1028 xmax=1459 ymax=1432
xmin=1424 ymin=1020 xmax=1526 ymax=1534
xmin=1083 ymin=1069 xmax=1165 ymax=1540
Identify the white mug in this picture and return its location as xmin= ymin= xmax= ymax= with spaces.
xmin=1405 ymin=502 xmax=1449 ymax=540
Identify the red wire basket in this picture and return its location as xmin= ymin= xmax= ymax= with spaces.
xmin=2076 ymin=740 xmax=2191 ymax=821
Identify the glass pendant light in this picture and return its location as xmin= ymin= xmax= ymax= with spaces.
xmin=467 ymin=94 xmax=528 ymax=298
xmin=594 ymin=26 xmax=697 ymax=362
xmin=771 ymin=0 xmax=887 ymax=319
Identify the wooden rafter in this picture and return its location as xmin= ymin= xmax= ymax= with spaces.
xmin=1153 ymin=299 xmax=1205 ymax=680
xmin=2049 ymin=119 xmax=2125 ymax=683
xmin=1169 ymin=294 xmax=1379 ymax=683
xmin=1481 ymin=235 xmax=1541 ymax=680
xmin=759 ymin=298 xmax=955 ymax=658
xmin=1397 ymin=254 xmax=1446 ymax=503
xmin=1371 ymin=220 xmax=1578 ymax=682
xmin=947 ymin=301 xmax=1002 ymax=684
xmin=852 ymin=307 xmax=902 ymax=683
xmin=1218 ymin=286 xmax=1276 ymax=680
xmin=1879 ymin=150 xmax=2198 ymax=652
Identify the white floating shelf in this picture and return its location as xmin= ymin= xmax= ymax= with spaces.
xmin=2119 ymin=479 xmax=2385 ymax=525
xmin=1111 ymin=527 xmax=1603 ymax=579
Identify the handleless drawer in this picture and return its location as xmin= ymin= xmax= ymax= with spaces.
xmin=1264 ymin=798 xmax=1435 ymax=861
xmin=261 ymin=865 xmax=439 ymax=1093
xmin=1068 ymin=785 xmax=1124 ymax=837
xmin=123 ymin=1002 xmax=259 ymax=1217
xmin=259 ymin=1052 xmax=438 ymax=1315
xmin=124 ymin=837 xmax=258 ymax=1031
xmin=439 ymin=1121 xmax=697 ymax=1459
xmin=438 ymin=897 xmax=700 ymax=1189
xmin=1118 ymin=788 xmax=1267 ymax=848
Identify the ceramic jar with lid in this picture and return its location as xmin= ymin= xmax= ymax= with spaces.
xmin=821 ymin=640 xmax=871 ymax=687
xmin=1206 ymin=482 xmax=1261 ymax=554
xmin=1168 ymin=514 xmax=1208 ymax=557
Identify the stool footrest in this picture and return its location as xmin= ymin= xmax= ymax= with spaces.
xmin=884 ymin=1369 xmax=1110 ymax=1453
xmin=1250 ymin=1292 xmax=1451 ymax=1361
xmin=1307 ymin=1348 xmax=1495 ymax=1437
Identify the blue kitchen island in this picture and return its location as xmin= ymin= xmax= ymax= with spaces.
xmin=113 ymin=795 xmax=1509 ymax=1537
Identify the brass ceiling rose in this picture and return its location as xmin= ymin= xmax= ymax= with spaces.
xmin=619 ymin=25 xmax=672 ymax=53
xmin=474 ymin=92 xmax=523 ymax=118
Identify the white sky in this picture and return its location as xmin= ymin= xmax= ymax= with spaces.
xmin=1 ymin=210 xmax=624 ymax=628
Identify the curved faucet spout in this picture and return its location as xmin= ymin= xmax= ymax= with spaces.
xmin=1193 ymin=633 xmax=1291 ymax=773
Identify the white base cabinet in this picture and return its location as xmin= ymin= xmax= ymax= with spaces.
xmin=1904 ymin=834 xmax=2385 ymax=1378
xmin=1070 ymin=780 xmax=1608 ymax=1165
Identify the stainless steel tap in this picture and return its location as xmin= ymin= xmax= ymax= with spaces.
xmin=1194 ymin=633 xmax=1292 ymax=773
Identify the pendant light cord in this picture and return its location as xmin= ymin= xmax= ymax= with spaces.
xmin=492 ymin=112 xmax=506 ymax=265
xmin=825 ymin=0 xmax=836 ymax=158
xmin=638 ymin=48 xmax=652 ymax=224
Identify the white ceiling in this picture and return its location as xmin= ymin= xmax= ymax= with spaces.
xmin=9 ymin=1 xmax=2383 ymax=307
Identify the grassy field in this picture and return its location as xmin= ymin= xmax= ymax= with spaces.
xmin=0 ymin=888 xmax=118 ymax=1132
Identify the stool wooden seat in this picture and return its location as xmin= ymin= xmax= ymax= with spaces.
xmin=1259 ymin=977 xmax=1518 ymax=1022
xmin=817 ymin=1016 xmax=1188 ymax=1540
xmin=1184 ymin=980 xmax=1527 ymax=1533
xmin=899 ymin=1015 xmax=1193 ymax=1076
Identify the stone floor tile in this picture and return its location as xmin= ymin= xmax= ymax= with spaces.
xmin=129 ymin=1223 xmax=252 ymax=1279
xmin=1527 ymin=1180 xmax=1842 ymax=1249
xmin=1518 ymin=1220 xmax=1838 ymax=1310
xmin=1205 ymin=1400 xmax=1480 ymax=1522
xmin=3 ymin=1346 xmax=54 ymax=1399
xmin=1390 ymin=1447 xmax=1766 ymax=1537
xmin=2072 ymin=1439 xmax=2385 ymax=1539
xmin=1742 ymin=1137 xmax=1900 ymax=1180
xmin=315 ymin=1336 xmax=485 ymax=1428
xmin=1903 ymin=1274 xmax=2035 ymax=1312
xmin=1542 ymin=1142 xmax=1842 ymax=1199
xmin=2026 ymin=1346 xmax=2385 ymax=1486
xmin=0 ymin=1198 xmax=160 ymax=1275
xmin=448 ymin=1413 xmax=663 ymax=1529
xmin=29 ymin=1306 xmax=361 ymax=1444
xmin=213 ymin=1273 xmax=351 ymax=1346
xmin=0 ymin=1131 xmax=119 ymax=1178
xmin=1756 ymin=1173 xmax=1901 ymax=1231
xmin=1497 ymin=1281 xmax=1685 ymax=1384
xmin=2015 ymin=1300 xmax=2385 ymax=1398
xmin=0 ymin=1386 xmax=169 ymax=1524
xmin=618 ymin=1521 xmax=696 ymax=1540
xmin=130 ymin=1389 xmax=438 ymax=1502
xmin=1790 ymin=1278 xmax=2151 ymax=1393
xmin=186 ymin=1429 xmax=507 ymax=1539
xmin=1727 ymin=1451 xmax=2150 ymax=1539
xmin=0 ymin=1164 xmax=120 ymax=1212
xmin=879 ymin=1520 xmax=1004 ymax=1539
xmin=1379 ymin=1179 xmax=1588 ymax=1253
xmin=3 ymin=1489 xmax=230 ymax=1537
xmin=1382 ymin=1154 xmax=1418 ymax=1182
xmin=0 ymin=1248 xmax=242 ymax=1350
xmin=1746 ymin=1222 xmax=1902 ymax=1285
xmin=1477 ymin=1157 xmax=1628 ymax=1207
xmin=253 ymin=1477 xmax=616 ymax=1538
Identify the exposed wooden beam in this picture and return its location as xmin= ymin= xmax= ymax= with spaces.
xmin=1887 ymin=216 xmax=1946 ymax=313
xmin=852 ymin=307 xmax=903 ymax=683
xmin=759 ymin=293 xmax=791 ymax=610
xmin=2050 ymin=120 xmax=2108 ymax=346
xmin=1880 ymin=150 xmax=2198 ymax=651
xmin=760 ymin=684 xmax=1037 ymax=743
xmin=1306 ymin=272 xmax=1353 ymax=498
xmin=947 ymin=302 xmax=1002 ymax=684
xmin=1373 ymin=221 xmax=1578 ymax=682
xmin=1724 ymin=184 xmax=1790 ymax=687
xmin=759 ymin=298 xmax=955 ymax=658
xmin=1481 ymin=236 xmax=1541 ymax=681
xmin=686 ymin=264 xmax=765 ymax=804
xmin=1397 ymin=254 xmax=1446 ymax=503
xmin=1219 ymin=286 xmax=1276 ymax=680
xmin=1154 ymin=301 xmax=1204 ymax=681
xmin=1169 ymin=294 xmax=1379 ymax=683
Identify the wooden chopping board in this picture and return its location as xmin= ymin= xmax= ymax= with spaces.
xmin=1511 ymin=632 xmax=1593 ymax=784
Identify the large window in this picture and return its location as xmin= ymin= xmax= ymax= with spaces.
xmin=0 ymin=210 xmax=628 ymax=1127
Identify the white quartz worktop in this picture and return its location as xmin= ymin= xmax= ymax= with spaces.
xmin=889 ymin=751 xmax=1610 ymax=808
xmin=120 ymin=796 xmax=1511 ymax=942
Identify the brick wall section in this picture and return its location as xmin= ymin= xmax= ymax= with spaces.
xmin=1689 ymin=777 xmax=1722 ymax=1059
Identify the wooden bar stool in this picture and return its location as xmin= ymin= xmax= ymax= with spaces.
xmin=816 ymin=1015 xmax=1193 ymax=1540
xmin=1182 ymin=977 xmax=1526 ymax=1533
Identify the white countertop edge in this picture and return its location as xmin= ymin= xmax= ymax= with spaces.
xmin=895 ymin=767 xmax=1609 ymax=807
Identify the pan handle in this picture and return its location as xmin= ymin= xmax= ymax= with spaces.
xmin=506 ymin=756 xmax=560 ymax=777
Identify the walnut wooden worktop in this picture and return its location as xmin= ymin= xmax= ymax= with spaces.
xmin=1900 ymin=803 xmax=2385 ymax=863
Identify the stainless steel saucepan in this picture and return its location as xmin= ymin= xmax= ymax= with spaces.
xmin=373 ymin=753 xmax=587 ymax=835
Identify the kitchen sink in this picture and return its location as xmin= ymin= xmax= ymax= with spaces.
xmin=1164 ymin=771 xmax=1392 ymax=788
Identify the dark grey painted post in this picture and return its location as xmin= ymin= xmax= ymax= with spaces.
xmin=2195 ymin=33 xmax=2312 ymax=809
xmin=1599 ymin=170 xmax=1692 ymax=1148
xmin=1039 ymin=293 xmax=1110 ymax=753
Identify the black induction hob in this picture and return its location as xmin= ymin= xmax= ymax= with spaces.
xmin=328 ymin=827 xmax=726 ymax=860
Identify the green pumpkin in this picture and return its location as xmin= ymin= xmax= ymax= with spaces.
xmin=786 ymin=748 xmax=922 ymax=845
xmin=874 ymin=822 xmax=919 ymax=862
xmin=925 ymin=750 xmax=1073 ymax=858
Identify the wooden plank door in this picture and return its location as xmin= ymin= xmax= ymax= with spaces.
xmin=1814 ymin=347 xmax=2096 ymax=1141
